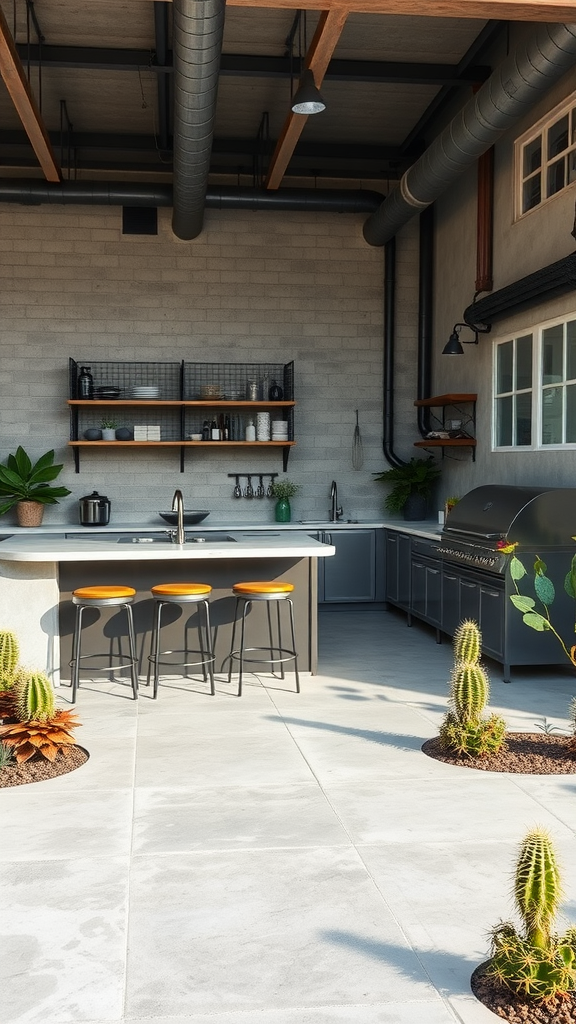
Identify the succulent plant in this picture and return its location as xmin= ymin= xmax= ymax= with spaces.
xmin=14 ymin=668 xmax=55 ymax=723
xmin=450 ymin=662 xmax=490 ymax=721
xmin=0 ymin=709 xmax=81 ymax=763
xmin=488 ymin=829 xmax=576 ymax=1001
xmin=0 ymin=741 xmax=14 ymax=770
xmin=0 ymin=630 xmax=19 ymax=690
xmin=439 ymin=711 xmax=506 ymax=758
xmin=452 ymin=619 xmax=481 ymax=666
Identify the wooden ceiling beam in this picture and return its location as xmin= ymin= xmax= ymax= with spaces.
xmin=265 ymin=8 xmax=348 ymax=189
xmin=148 ymin=0 xmax=576 ymax=20
xmin=0 ymin=6 xmax=60 ymax=182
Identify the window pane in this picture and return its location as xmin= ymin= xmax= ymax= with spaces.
xmin=523 ymin=174 xmax=541 ymax=212
xmin=515 ymin=392 xmax=532 ymax=446
xmin=547 ymin=158 xmax=566 ymax=197
xmin=548 ymin=114 xmax=569 ymax=158
xmin=496 ymin=341 xmax=513 ymax=394
xmin=566 ymin=384 xmax=576 ymax=442
xmin=541 ymin=387 xmax=563 ymax=444
xmin=542 ymin=325 xmax=564 ymax=384
xmin=516 ymin=334 xmax=533 ymax=390
xmin=523 ymin=137 xmax=541 ymax=176
xmin=567 ymin=320 xmax=576 ymax=380
xmin=496 ymin=396 xmax=513 ymax=446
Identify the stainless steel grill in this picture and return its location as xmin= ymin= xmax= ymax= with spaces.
xmin=439 ymin=485 xmax=576 ymax=575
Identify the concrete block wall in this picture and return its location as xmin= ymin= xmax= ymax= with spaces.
xmin=0 ymin=202 xmax=417 ymax=526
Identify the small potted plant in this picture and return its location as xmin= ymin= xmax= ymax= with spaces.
xmin=100 ymin=418 xmax=117 ymax=441
xmin=373 ymin=456 xmax=441 ymax=521
xmin=270 ymin=478 xmax=300 ymax=523
xmin=0 ymin=446 xmax=71 ymax=527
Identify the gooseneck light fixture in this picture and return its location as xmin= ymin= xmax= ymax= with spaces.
xmin=290 ymin=12 xmax=326 ymax=115
xmin=442 ymin=321 xmax=491 ymax=355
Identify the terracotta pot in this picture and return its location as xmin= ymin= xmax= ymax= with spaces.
xmin=16 ymin=501 xmax=45 ymax=527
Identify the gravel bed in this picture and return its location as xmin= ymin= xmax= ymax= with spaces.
xmin=472 ymin=962 xmax=576 ymax=1022
xmin=0 ymin=746 xmax=89 ymax=787
xmin=422 ymin=733 xmax=576 ymax=774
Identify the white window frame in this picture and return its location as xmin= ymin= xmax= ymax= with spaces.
xmin=514 ymin=92 xmax=576 ymax=221
xmin=492 ymin=313 xmax=576 ymax=452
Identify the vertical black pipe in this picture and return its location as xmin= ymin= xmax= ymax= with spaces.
xmin=382 ymin=238 xmax=406 ymax=468
xmin=417 ymin=206 xmax=434 ymax=436
xmin=154 ymin=2 xmax=170 ymax=154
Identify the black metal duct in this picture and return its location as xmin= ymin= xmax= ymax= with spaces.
xmin=363 ymin=22 xmax=576 ymax=247
xmin=464 ymin=252 xmax=576 ymax=327
xmin=382 ymin=236 xmax=405 ymax=467
xmin=417 ymin=206 xmax=434 ymax=436
xmin=0 ymin=181 xmax=383 ymax=214
xmin=171 ymin=0 xmax=226 ymax=241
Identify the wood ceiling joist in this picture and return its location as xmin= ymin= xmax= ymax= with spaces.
xmin=151 ymin=0 xmax=576 ymax=21
xmin=265 ymin=7 xmax=348 ymax=190
xmin=0 ymin=6 xmax=60 ymax=182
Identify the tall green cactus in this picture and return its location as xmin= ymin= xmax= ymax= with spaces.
xmin=514 ymin=828 xmax=562 ymax=951
xmin=453 ymin=619 xmax=481 ymax=665
xmin=14 ymin=669 xmax=55 ymax=723
xmin=0 ymin=630 xmax=19 ymax=690
xmin=450 ymin=662 xmax=489 ymax=721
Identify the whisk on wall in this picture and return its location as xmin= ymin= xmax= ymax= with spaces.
xmin=352 ymin=410 xmax=364 ymax=470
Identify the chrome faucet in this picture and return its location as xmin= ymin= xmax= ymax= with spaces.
xmin=329 ymin=480 xmax=343 ymax=522
xmin=171 ymin=488 xmax=185 ymax=545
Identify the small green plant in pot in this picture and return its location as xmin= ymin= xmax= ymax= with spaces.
xmin=100 ymin=419 xmax=118 ymax=441
xmin=373 ymin=457 xmax=441 ymax=521
xmin=0 ymin=447 xmax=71 ymax=527
xmin=271 ymin=479 xmax=300 ymax=523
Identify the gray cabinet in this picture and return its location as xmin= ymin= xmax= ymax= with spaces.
xmin=385 ymin=530 xmax=411 ymax=609
xmin=441 ymin=566 xmax=504 ymax=660
xmin=319 ymin=529 xmax=383 ymax=603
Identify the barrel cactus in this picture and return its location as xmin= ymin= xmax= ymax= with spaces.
xmin=14 ymin=668 xmax=55 ymax=723
xmin=488 ymin=829 xmax=576 ymax=1001
xmin=0 ymin=630 xmax=19 ymax=690
xmin=450 ymin=662 xmax=489 ymax=721
xmin=453 ymin=619 xmax=481 ymax=666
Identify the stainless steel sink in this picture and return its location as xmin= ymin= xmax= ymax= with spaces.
xmin=117 ymin=533 xmax=236 ymax=544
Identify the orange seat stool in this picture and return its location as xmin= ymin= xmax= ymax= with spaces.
xmin=70 ymin=585 xmax=138 ymax=701
xmin=228 ymin=581 xmax=299 ymax=697
xmin=148 ymin=583 xmax=215 ymax=698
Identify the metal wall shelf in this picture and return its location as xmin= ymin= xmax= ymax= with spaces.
xmin=413 ymin=393 xmax=477 ymax=461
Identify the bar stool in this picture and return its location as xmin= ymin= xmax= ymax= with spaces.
xmin=228 ymin=581 xmax=299 ymax=697
xmin=148 ymin=583 xmax=215 ymax=698
xmin=70 ymin=585 xmax=138 ymax=701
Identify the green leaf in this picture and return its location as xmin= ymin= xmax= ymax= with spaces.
xmin=522 ymin=612 xmax=551 ymax=631
xmin=533 ymin=558 xmax=547 ymax=576
xmin=564 ymin=570 xmax=575 ymax=599
xmin=13 ymin=446 xmax=32 ymax=480
xmin=510 ymin=594 xmax=536 ymax=612
xmin=510 ymin=556 xmax=527 ymax=581
xmin=534 ymin=574 xmax=555 ymax=606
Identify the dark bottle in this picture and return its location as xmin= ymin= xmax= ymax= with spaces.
xmin=269 ymin=380 xmax=283 ymax=401
xmin=210 ymin=418 xmax=219 ymax=441
xmin=201 ymin=420 xmax=210 ymax=441
xmin=224 ymin=415 xmax=230 ymax=441
xmin=78 ymin=365 xmax=94 ymax=399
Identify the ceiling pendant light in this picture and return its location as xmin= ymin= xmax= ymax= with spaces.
xmin=291 ymin=69 xmax=326 ymax=115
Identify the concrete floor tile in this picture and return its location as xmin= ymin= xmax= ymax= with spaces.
xmin=133 ymin=783 xmax=348 ymax=853
xmin=0 ymin=858 xmax=127 ymax=1024
xmin=123 ymin=1001 xmax=457 ymax=1023
xmin=125 ymin=847 xmax=437 ymax=1017
xmin=0 ymin=789 xmax=134 ymax=861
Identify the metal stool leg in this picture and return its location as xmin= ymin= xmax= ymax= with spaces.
xmin=237 ymin=598 xmax=251 ymax=697
xmin=202 ymin=599 xmax=216 ymax=695
xmin=228 ymin=597 xmax=240 ymax=685
xmin=287 ymin=598 xmax=300 ymax=693
xmin=70 ymin=603 xmax=84 ymax=702
xmin=151 ymin=599 xmax=164 ymax=699
xmin=277 ymin=601 xmax=285 ymax=680
xmin=124 ymin=602 xmax=139 ymax=700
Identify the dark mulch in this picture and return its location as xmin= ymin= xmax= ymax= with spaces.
xmin=422 ymin=733 xmax=576 ymax=774
xmin=0 ymin=746 xmax=89 ymax=787
xmin=472 ymin=961 xmax=576 ymax=1023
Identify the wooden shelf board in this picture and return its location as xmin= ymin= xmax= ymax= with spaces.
xmin=69 ymin=440 xmax=296 ymax=448
xmin=414 ymin=393 xmax=477 ymax=407
xmin=414 ymin=438 xmax=477 ymax=448
xmin=68 ymin=399 xmax=295 ymax=408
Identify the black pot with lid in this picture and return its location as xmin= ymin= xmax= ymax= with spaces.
xmin=79 ymin=490 xmax=111 ymax=526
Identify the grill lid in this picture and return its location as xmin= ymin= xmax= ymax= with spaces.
xmin=443 ymin=485 xmax=576 ymax=548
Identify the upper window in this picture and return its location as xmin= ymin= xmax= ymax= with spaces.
xmin=516 ymin=94 xmax=576 ymax=218
xmin=493 ymin=315 xmax=576 ymax=450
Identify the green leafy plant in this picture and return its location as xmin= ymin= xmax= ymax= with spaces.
xmin=488 ymin=828 xmax=576 ymax=1002
xmin=271 ymin=479 xmax=300 ymax=499
xmin=506 ymin=547 xmax=576 ymax=667
xmin=0 ymin=447 xmax=71 ymax=514
xmin=0 ymin=630 xmax=19 ymax=690
xmin=0 ymin=741 xmax=14 ymax=770
xmin=439 ymin=619 xmax=506 ymax=758
xmin=100 ymin=418 xmax=117 ymax=430
xmin=14 ymin=668 xmax=55 ymax=723
xmin=373 ymin=457 xmax=441 ymax=514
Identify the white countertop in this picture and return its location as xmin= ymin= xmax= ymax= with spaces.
xmin=383 ymin=520 xmax=442 ymax=542
xmin=4 ymin=519 xmax=386 ymax=534
xmin=0 ymin=532 xmax=335 ymax=563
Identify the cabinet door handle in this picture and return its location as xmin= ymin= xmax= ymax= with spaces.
xmin=461 ymin=581 xmax=475 ymax=588
xmin=325 ymin=533 xmax=332 ymax=545
xmin=445 ymin=574 xmax=457 ymax=581
xmin=428 ymin=568 xmax=440 ymax=575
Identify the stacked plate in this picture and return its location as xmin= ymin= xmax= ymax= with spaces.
xmin=130 ymin=385 xmax=160 ymax=400
xmin=272 ymin=419 xmax=288 ymax=441
xmin=256 ymin=411 xmax=270 ymax=441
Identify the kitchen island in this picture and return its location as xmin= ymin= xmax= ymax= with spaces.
xmin=0 ymin=531 xmax=335 ymax=686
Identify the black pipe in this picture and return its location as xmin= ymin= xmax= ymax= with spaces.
xmin=464 ymin=252 xmax=576 ymax=327
xmin=417 ymin=206 xmax=434 ymax=437
xmin=153 ymin=2 xmax=170 ymax=154
xmin=382 ymin=236 xmax=406 ymax=468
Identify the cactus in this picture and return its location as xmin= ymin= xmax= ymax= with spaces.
xmin=14 ymin=668 xmax=55 ymax=723
xmin=450 ymin=662 xmax=489 ymax=721
xmin=453 ymin=618 xmax=481 ymax=665
xmin=0 ymin=630 xmax=19 ymax=690
xmin=488 ymin=829 xmax=576 ymax=1001
xmin=439 ymin=711 xmax=506 ymax=758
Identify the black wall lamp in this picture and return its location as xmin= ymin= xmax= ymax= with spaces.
xmin=442 ymin=321 xmax=491 ymax=355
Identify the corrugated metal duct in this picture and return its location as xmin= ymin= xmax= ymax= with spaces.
xmin=171 ymin=0 xmax=226 ymax=241
xmin=363 ymin=22 xmax=576 ymax=247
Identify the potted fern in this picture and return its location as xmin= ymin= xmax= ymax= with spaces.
xmin=0 ymin=446 xmax=71 ymax=527
xmin=373 ymin=457 xmax=441 ymax=521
